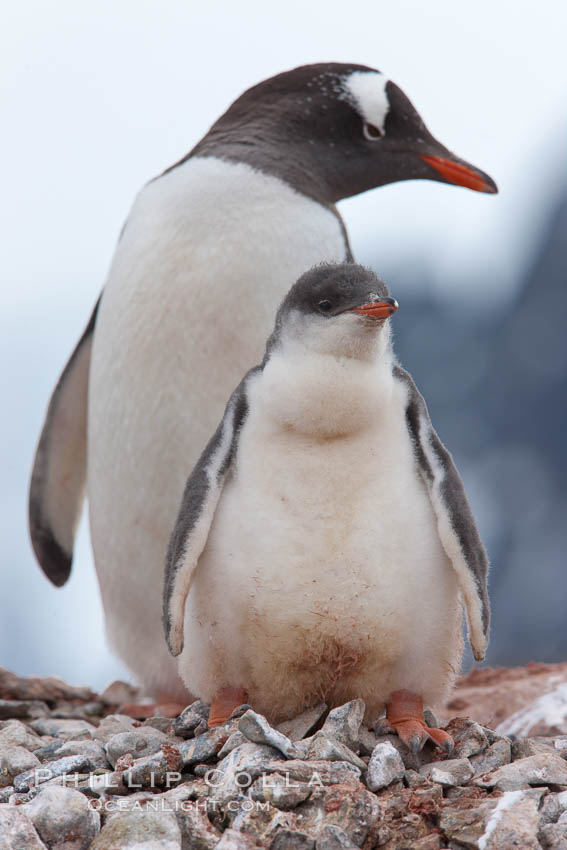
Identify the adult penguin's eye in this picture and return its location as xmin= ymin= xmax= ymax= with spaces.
xmin=318 ymin=300 xmax=333 ymax=313
xmin=363 ymin=122 xmax=383 ymax=140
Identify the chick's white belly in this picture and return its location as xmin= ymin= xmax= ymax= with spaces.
xmin=179 ymin=435 xmax=462 ymax=720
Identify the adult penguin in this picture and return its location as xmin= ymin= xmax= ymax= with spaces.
xmin=29 ymin=63 xmax=496 ymax=704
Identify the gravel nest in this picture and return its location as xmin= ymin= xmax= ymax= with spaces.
xmin=1 ymin=667 xmax=567 ymax=849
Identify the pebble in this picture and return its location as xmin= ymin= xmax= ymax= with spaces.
xmin=239 ymin=709 xmax=299 ymax=758
xmin=249 ymin=772 xmax=313 ymax=809
xmin=176 ymin=803 xmax=222 ymax=848
xmin=85 ymin=770 xmax=127 ymax=796
xmin=33 ymin=740 xmax=73 ymax=762
xmin=179 ymin=722 xmax=237 ymax=767
xmin=358 ymin=727 xmax=378 ymax=756
xmin=92 ymin=714 xmax=137 ymax=744
xmin=30 ymin=718 xmax=96 ymax=739
xmin=142 ymin=716 xmax=174 ymax=733
xmin=160 ymin=778 xmax=206 ymax=805
xmin=540 ymin=789 xmax=567 ymax=823
xmin=51 ymin=701 xmax=104 ymax=719
xmin=293 ymin=783 xmax=380 ymax=848
xmin=366 ymin=742 xmax=405 ymax=791
xmin=227 ymin=801 xmax=291 ymax=842
xmin=0 ymin=668 xmax=95 ymax=702
xmin=171 ymin=699 xmax=209 ymax=738
xmin=264 ymin=759 xmax=362 ymax=786
xmin=0 ymin=700 xmax=48 ymax=720
xmin=105 ymin=728 xmax=168 ymax=767
xmin=99 ymin=680 xmax=140 ymax=705
xmin=122 ymin=747 xmax=183 ymax=788
xmin=0 ymin=785 xmax=14 ymax=803
xmin=0 ymin=805 xmax=47 ymax=849
xmin=271 ymin=829 xmax=315 ymax=849
xmin=316 ymin=824 xmax=360 ymax=849
xmin=213 ymin=743 xmax=282 ymax=803
xmin=217 ymin=731 xmax=248 ymax=758
xmin=372 ymin=732 xmax=435 ymax=772
xmin=419 ymin=758 xmax=474 ymax=786
xmin=304 ymin=732 xmax=366 ymax=770
xmin=51 ymin=739 xmax=109 ymax=770
xmin=320 ymin=700 xmax=365 ymax=752
xmin=404 ymin=769 xmax=428 ymax=788
xmin=476 ymin=752 xmax=567 ymax=790
xmin=445 ymin=716 xmax=489 ymax=757
xmin=0 ymin=719 xmax=43 ymax=751
xmin=0 ymin=745 xmax=40 ymax=786
xmin=23 ymin=785 xmax=100 ymax=850
xmin=14 ymin=753 xmax=91 ymax=792
xmin=277 ymin=702 xmax=328 ymax=742
xmin=216 ymin=828 xmax=258 ymax=848
xmin=540 ymin=811 xmax=567 ymax=850
xmin=90 ymin=810 xmax=181 ymax=849
xmin=478 ymin=789 xmax=544 ymax=849
xmin=512 ymin=735 xmax=567 ymax=759
xmin=469 ymin=737 xmax=512 ymax=777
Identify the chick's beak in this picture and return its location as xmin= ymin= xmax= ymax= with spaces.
xmin=349 ymin=297 xmax=399 ymax=319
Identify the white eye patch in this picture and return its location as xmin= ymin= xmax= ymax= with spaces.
xmin=342 ymin=71 xmax=390 ymax=135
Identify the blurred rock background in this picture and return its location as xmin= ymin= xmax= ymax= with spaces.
xmin=1 ymin=0 xmax=565 ymax=689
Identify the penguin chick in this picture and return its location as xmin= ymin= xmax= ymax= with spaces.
xmin=163 ymin=263 xmax=490 ymax=751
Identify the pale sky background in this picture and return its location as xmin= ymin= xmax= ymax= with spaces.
xmin=1 ymin=0 xmax=566 ymax=691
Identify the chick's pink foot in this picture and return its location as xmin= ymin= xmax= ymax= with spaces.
xmin=378 ymin=689 xmax=454 ymax=754
xmin=208 ymin=686 xmax=249 ymax=728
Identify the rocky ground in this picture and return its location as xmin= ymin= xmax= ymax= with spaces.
xmin=1 ymin=663 xmax=567 ymax=849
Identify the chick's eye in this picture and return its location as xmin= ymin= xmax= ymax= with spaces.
xmin=318 ymin=300 xmax=333 ymax=313
xmin=363 ymin=122 xmax=383 ymax=141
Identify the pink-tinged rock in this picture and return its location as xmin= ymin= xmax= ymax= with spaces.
xmin=474 ymin=789 xmax=543 ymax=849
xmin=476 ymin=753 xmax=567 ymax=790
xmin=99 ymin=681 xmax=141 ymax=705
xmin=469 ymin=738 xmax=512 ymax=777
xmin=90 ymin=810 xmax=181 ymax=849
xmin=0 ymin=806 xmax=47 ymax=850
xmin=419 ymin=758 xmax=473 ymax=786
xmin=445 ymin=717 xmax=489 ymax=758
xmin=250 ymin=772 xmax=313 ymax=809
xmin=0 ymin=745 xmax=40 ymax=786
xmin=0 ymin=668 xmax=96 ymax=703
xmin=230 ymin=802 xmax=294 ymax=844
xmin=367 ymin=742 xmax=405 ymax=791
xmin=239 ymin=709 xmax=299 ymax=758
xmin=270 ymin=828 xmax=314 ymax=849
xmin=22 ymin=785 xmax=100 ymax=850
xmin=277 ymin=703 xmax=328 ymax=742
xmin=320 ymin=701 xmax=365 ymax=752
xmin=264 ymin=759 xmax=361 ymax=786
xmin=176 ymin=804 xmax=222 ymax=849
xmin=496 ymin=681 xmax=567 ymax=737
xmin=293 ymin=782 xmax=381 ymax=847
xmin=512 ymin=735 xmax=567 ymax=760
xmin=0 ymin=719 xmax=42 ymax=752
xmin=216 ymin=828 xmax=259 ymax=849
xmin=439 ymin=788 xmax=544 ymax=849
xmin=540 ymin=811 xmax=567 ymax=850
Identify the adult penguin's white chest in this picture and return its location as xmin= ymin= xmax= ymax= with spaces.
xmin=181 ymin=354 xmax=462 ymax=720
xmin=87 ymin=157 xmax=347 ymax=699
